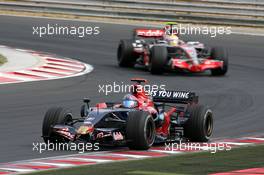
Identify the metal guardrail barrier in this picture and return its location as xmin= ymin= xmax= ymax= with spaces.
xmin=0 ymin=0 xmax=263 ymax=27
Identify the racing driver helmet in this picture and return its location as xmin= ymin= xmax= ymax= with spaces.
xmin=122 ymin=94 xmax=138 ymax=108
xmin=164 ymin=34 xmax=179 ymax=46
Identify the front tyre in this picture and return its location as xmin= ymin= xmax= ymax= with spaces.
xmin=126 ymin=111 xmax=155 ymax=150
xmin=117 ymin=39 xmax=138 ymax=67
xmin=149 ymin=46 xmax=168 ymax=74
xmin=42 ymin=107 xmax=73 ymax=144
xmin=184 ymin=105 xmax=213 ymax=142
xmin=211 ymin=47 xmax=228 ymax=76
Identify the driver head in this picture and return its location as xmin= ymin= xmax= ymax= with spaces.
xmin=164 ymin=34 xmax=179 ymax=46
xmin=122 ymin=94 xmax=138 ymax=108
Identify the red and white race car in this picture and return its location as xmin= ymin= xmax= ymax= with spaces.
xmin=117 ymin=28 xmax=228 ymax=75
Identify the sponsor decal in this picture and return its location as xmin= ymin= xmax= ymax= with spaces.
xmin=77 ymin=125 xmax=94 ymax=135
xmin=113 ymin=132 xmax=124 ymax=141
xmin=153 ymin=90 xmax=190 ymax=99
xmin=136 ymin=29 xmax=164 ymax=37
xmin=96 ymin=132 xmax=111 ymax=139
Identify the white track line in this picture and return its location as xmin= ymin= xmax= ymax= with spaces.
xmin=110 ymin=154 xmax=149 ymax=159
xmin=45 ymin=61 xmax=85 ymax=68
xmin=31 ymin=162 xmax=73 ymax=167
xmin=150 ymin=150 xmax=182 ymax=154
xmin=219 ymin=142 xmax=253 ymax=146
xmin=32 ymin=67 xmax=73 ymax=75
xmin=0 ymin=72 xmax=33 ymax=81
xmin=0 ymin=167 xmax=33 ymax=172
xmin=42 ymin=64 xmax=82 ymax=72
xmin=16 ymin=70 xmax=56 ymax=78
xmin=245 ymin=137 xmax=264 ymax=141
xmin=69 ymin=157 xmax=112 ymax=163
xmin=42 ymin=57 xmax=83 ymax=64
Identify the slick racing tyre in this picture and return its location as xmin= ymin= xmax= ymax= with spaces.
xmin=184 ymin=105 xmax=213 ymax=142
xmin=42 ymin=107 xmax=73 ymax=144
xmin=149 ymin=46 xmax=168 ymax=74
xmin=211 ymin=47 xmax=228 ymax=76
xmin=126 ymin=111 xmax=155 ymax=150
xmin=117 ymin=39 xmax=138 ymax=67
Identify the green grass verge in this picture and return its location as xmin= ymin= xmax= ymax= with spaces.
xmin=28 ymin=145 xmax=264 ymax=175
xmin=0 ymin=53 xmax=7 ymax=65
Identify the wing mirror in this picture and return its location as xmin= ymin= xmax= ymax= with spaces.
xmin=80 ymin=98 xmax=90 ymax=118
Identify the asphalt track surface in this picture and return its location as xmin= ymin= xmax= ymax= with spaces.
xmin=0 ymin=15 xmax=263 ymax=163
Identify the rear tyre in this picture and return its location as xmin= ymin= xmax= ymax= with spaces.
xmin=117 ymin=39 xmax=138 ymax=67
xmin=126 ymin=111 xmax=155 ymax=150
xmin=210 ymin=47 xmax=228 ymax=76
xmin=149 ymin=46 xmax=168 ymax=74
xmin=42 ymin=107 xmax=73 ymax=144
xmin=184 ymin=105 xmax=213 ymax=142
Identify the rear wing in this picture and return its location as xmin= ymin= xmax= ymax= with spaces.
xmin=133 ymin=29 xmax=164 ymax=38
xmin=151 ymin=90 xmax=198 ymax=104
